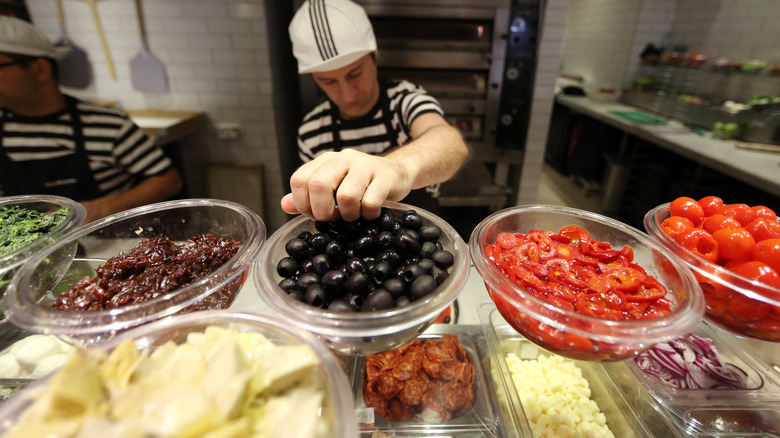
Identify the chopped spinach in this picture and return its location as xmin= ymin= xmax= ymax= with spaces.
xmin=0 ymin=206 xmax=70 ymax=257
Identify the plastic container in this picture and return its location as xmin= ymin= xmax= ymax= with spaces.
xmin=479 ymin=304 xmax=654 ymax=437
xmin=470 ymin=205 xmax=705 ymax=361
xmin=0 ymin=310 xmax=358 ymax=438
xmin=2 ymin=199 xmax=265 ymax=344
xmin=254 ymin=201 xmax=469 ymax=356
xmin=645 ymin=203 xmax=780 ymax=342
xmin=0 ymin=195 xmax=86 ymax=305
xmin=346 ymin=324 xmax=528 ymax=437
xmin=626 ymin=320 xmax=780 ymax=437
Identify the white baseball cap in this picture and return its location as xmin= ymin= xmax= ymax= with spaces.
xmin=0 ymin=15 xmax=69 ymax=60
xmin=289 ymin=0 xmax=377 ymax=74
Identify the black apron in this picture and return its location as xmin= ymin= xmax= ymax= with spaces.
xmin=328 ymin=85 xmax=440 ymax=215
xmin=0 ymin=96 xmax=101 ymax=201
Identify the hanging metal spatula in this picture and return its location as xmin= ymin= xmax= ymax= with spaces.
xmin=54 ymin=0 xmax=92 ymax=88
xmin=130 ymin=0 xmax=168 ymax=93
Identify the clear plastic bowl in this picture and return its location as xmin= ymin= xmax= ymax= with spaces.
xmin=626 ymin=320 xmax=780 ymax=437
xmin=645 ymin=203 xmax=780 ymax=342
xmin=254 ymin=201 xmax=469 ymax=356
xmin=470 ymin=205 xmax=705 ymax=362
xmin=0 ymin=310 xmax=358 ymax=438
xmin=0 ymin=195 xmax=86 ymax=302
xmin=2 ymin=199 xmax=265 ymax=344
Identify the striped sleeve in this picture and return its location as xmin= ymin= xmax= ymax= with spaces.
xmin=113 ymin=118 xmax=172 ymax=178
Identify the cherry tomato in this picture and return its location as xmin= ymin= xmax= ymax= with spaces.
xmin=727 ymin=260 xmax=780 ymax=289
xmin=727 ymin=288 xmax=771 ymax=322
xmin=698 ymin=196 xmax=724 ymax=216
xmin=661 ymin=215 xmax=694 ymax=239
xmin=753 ymin=239 xmax=780 ymax=273
xmin=713 ymin=227 xmax=755 ymax=261
xmin=677 ymin=228 xmax=719 ymax=262
xmin=670 ymin=197 xmax=705 ymax=225
xmin=702 ymin=214 xmax=742 ymax=235
xmin=745 ymin=217 xmax=780 ymax=242
xmin=717 ymin=203 xmax=756 ymax=227
xmin=751 ymin=205 xmax=777 ymax=221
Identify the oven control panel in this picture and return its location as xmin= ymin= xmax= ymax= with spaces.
xmin=495 ymin=0 xmax=541 ymax=150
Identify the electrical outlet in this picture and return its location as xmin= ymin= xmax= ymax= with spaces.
xmin=216 ymin=122 xmax=242 ymax=140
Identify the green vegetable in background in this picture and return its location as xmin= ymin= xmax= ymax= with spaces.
xmin=0 ymin=206 xmax=70 ymax=257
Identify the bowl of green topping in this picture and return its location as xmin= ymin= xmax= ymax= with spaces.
xmin=0 ymin=195 xmax=86 ymax=303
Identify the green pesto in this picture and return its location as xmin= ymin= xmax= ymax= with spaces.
xmin=0 ymin=206 xmax=70 ymax=257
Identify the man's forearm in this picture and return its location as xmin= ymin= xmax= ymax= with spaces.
xmin=384 ymin=122 xmax=471 ymax=190
xmin=81 ymin=169 xmax=183 ymax=222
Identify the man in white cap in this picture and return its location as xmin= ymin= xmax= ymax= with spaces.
xmin=0 ymin=16 xmax=182 ymax=222
xmin=285 ymin=0 xmax=470 ymax=222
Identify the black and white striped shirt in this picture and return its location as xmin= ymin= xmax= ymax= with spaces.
xmin=298 ymin=79 xmax=444 ymax=197
xmin=1 ymin=99 xmax=173 ymax=197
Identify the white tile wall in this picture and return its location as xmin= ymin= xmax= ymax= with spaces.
xmin=518 ymin=0 xmax=571 ymax=205
xmin=26 ymin=0 xmax=288 ymax=230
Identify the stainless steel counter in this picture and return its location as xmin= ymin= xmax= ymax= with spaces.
xmin=556 ymin=95 xmax=780 ymax=198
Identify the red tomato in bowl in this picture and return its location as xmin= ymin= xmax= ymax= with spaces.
xmin=702 ymin=214 xmax=742 ymax=235
xmin=726 ymin=260 xmax=780 ymax=289
xmin=751 ymin=205 xmax=777 ymax=221
xmin=713 ymin=228 xmax=755 ymax=261
xmin=717 ymin=203 xmax=756 ymax=227
xmin=670 ymin=197 xmax=705 ymax=225
xmin=745 ymin=217 xmax=780 ymax=242
xmin=662 ymin=215 xmax=694 ymax=239
xmin=753 ymin=239 xmax=780 ymax=273
xmin=698 ymin=196 xmax=724 ymax=216
xmin=677 ymin=228 xmax=719 ymax=262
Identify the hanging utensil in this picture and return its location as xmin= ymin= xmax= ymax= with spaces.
xmin=130 ymin=0 xmax=168 ymax=93
xmin=54 ymin=0 xmax=93 ymax=88
xmin=83 ymin=0 xmax=116 ymax=79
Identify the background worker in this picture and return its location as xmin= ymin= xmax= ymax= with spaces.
xmin=284 ymin=0 xmax=470 ymax=222
xmin=0 ymin=16 xmax=182 ymax=223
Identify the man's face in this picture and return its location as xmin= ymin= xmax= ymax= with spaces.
xmin=311 ymin=54 xmax=380 ymax=120
xmin=0 ymin=54 xmax=38 ymax=111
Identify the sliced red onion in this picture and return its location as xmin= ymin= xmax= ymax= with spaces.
xmin=634 ymin=333 xmax=750 ymax=390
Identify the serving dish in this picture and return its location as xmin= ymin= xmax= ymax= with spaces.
xmin=254 ymin=201 xmax=469 ymax=356
xmin=479 ymin=304 xmax=654 ymax=437
xmin=346 ymin=323 xmax=530 ymax=437
xmin=470 ymin=205 xmax=704 ymax=361
xmin=645 ymin=203 xmax=780 ymax=342
xmin=0 ymin=310 xmax=358 ymax=437
xmin=2 ymin=199 xmax=265 ymax=345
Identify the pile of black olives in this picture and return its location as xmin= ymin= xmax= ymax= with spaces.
xmin=276 ymin=208 xmax=455 ymax=312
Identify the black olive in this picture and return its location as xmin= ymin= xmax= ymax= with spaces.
xmin=363 ymin=289 xmax=394 ymax=311
xmin=353 ymin=235 xmax=375 ymax=256
xmin=403 ymin=256 xmax=421 ymax=266
xmin=308 ymin=233 xmax=332 ymax=254
xmin=314 ymin=220 xmax=331 ymax=233
xmin=410 ymin=274 xmax=436 ymax=299
xmin=378 ymin=208 xmax=395 ymax=230
xmin=418 ymin=258 xmax=434 ymax=273
xmin=383 ymin=277 xmax=407 ymax=298
xmin=420 ymin=241 xmax=438 ymax=259
xmin=328 ymin=299 xmax=355 ymax=312
xmin=346 ymin=248 xmax=356 ymax=258
xmin=285 ymin=238 xmax=310 ymax=259
xmin=419 ymin=224 xmax=442 ymax=242
xmin=304 ymin=284 xmax=328 ymax=307
xmin=432 ymin=266 xmax=450 ymax=285
xmin=403 ymin=264 xmax=426 ymax=282
xmin=297 ymin=230 xmax=312 ymax=241
xmin=377 ymin=248 xmax=402 ymax=267
xmin=345 ymin=219 xmax=366 ymax=236
xmin=299 ymin=258 xmax=314 ymax=273
xmin=396 ymin=296 xmax=411 ymax=307
xmin=311 ymin=253 xmax=332 ymax=275
xmin=288 ymin=289 xmax=305 ymax=302
xmin=325 ymin=240 xmax=346 ymax=262
xmin=364 ymin=224 xmax=380 ymax=237
xmin=347 ymin=294 xmax=365 ymax=309
xmin=370 ymin=262 xmax=394 ymax=282
xmin=321 ymin=270 xmax=348 ymax=294
xmin=276 ymin=257 xmax=298 ymax=277
xmin=347 ymin=272 xmax=371 ymax=295
xmin=432 ymin=250 xmax=454 ymax=269
xmin=394 ymin=232 xmax=419 ymax=253
xmin=392 ymin=221 xmax=402 ymax=232
xmin=345 ymin=257 xmax=366 ymax=274
xmin=376 ymin=231 xmax=393 ymax=248
xmin=279 ymin=278 xmax=298 ymax=292
xmin=402 ymin=210 xmax=423 ymax=230
xmin=296 ymin=272 xmax=320 ymax=290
